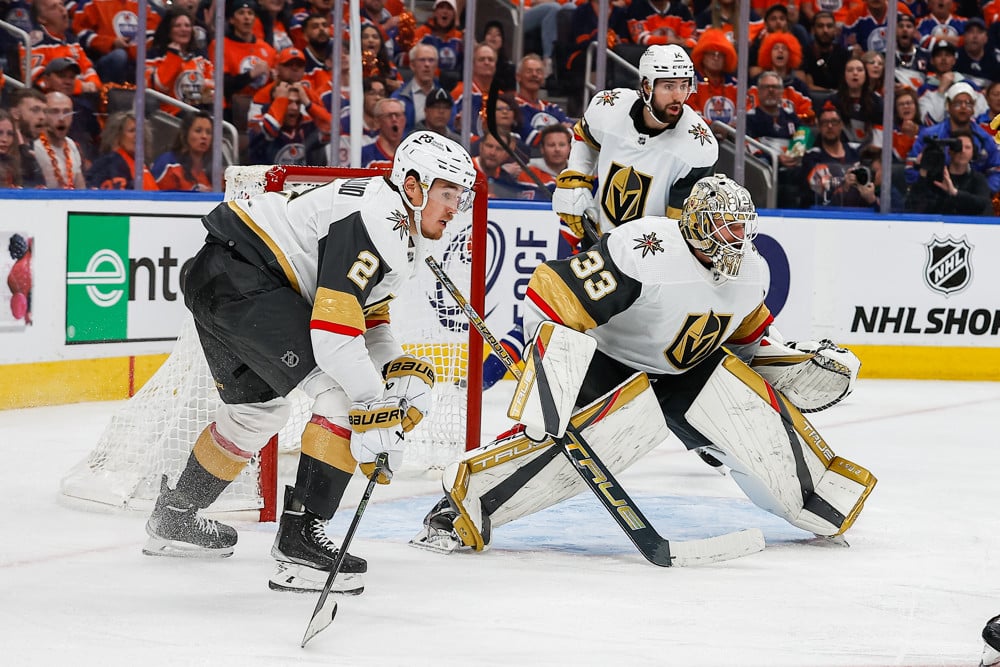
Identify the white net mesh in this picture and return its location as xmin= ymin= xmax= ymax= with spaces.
xmin=60 ymin=165 xmax=478 ymax=513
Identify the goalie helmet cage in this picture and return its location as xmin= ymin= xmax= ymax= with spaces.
xmin=59 ymin=165 xmax=488 ymax=521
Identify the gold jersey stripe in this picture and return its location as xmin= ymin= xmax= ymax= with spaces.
xmin=313 ymin=286 xmax=365 ymax=331
xmin=192 ymin=428 xmax=249 ymax=482
xmin=226 ymin=201 xmax=301 ymax=294
xmin=301 ymin=421 xmax=357 ymax=474
xmin=729 ymin=302 xmax=773 ymax=343
xmin=573 ymin=118 xmax=600 ymax=150
xmin=666 ymin=205 xmax=683 ymax=219
xmin=529 ymin=264 xmax=598 ymax=332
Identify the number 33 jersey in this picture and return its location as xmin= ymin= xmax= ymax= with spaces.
xmin=523 ymin=217 xmax=773 ymax=376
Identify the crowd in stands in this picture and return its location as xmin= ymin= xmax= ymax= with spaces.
xmin=0 ymin=0 xmax=996 ymax=214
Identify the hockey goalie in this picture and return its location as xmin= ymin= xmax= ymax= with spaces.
xmin=412 ymin=174 xmax=876 ymax=556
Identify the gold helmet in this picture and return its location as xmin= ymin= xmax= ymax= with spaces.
xmin=679 ymin=174 xmax=757 ymax=280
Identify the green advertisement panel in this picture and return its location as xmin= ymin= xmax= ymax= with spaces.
xmin=66 ymin=214 xmax=129 ymax=343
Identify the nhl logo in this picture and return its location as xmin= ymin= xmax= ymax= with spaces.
xmin=923 ymin=235 xmax=972 ymax=296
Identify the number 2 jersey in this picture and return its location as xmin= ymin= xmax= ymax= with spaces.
xmin=523 ymin=216 xmax=773 ymax=376
xmin=206 ymin=176 xmax=415 ymax=402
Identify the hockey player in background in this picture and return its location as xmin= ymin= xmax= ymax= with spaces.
xmin=413 ymin=175 xmax=875 ymax=556
xmin=142 ymin=131 xmax=478 ymax=595
xmin=481 ymin=44 xmax=718 ymax=389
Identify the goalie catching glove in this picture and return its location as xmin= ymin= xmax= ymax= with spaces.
xmin=348 ymin=398 xmax=406 ymax=484
xmin=552 ymin=170 xmax=597 ymax=240
xmin=383 ymin=355 xmax=435 ymax=432
xmin=751 ymin=338 xmax=861 ymax=412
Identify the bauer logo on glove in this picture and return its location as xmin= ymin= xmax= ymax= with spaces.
xmin=349 ymin=405 xmax=404 ymax=431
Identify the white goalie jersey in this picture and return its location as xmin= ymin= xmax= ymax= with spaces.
xmin=569 ymin=89 xmax=718 ymax=229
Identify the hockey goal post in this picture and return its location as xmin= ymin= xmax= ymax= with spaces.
xmin=60 ymin=165 xmax=489 ymax=521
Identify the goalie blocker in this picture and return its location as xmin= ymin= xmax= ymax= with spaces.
xmin=422 ymin=347 xmax=875 ymax=553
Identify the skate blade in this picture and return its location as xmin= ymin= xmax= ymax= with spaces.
xmin=142 ymin=536 xmax=234 ymax=559
xmin=269 ymin=562 xmax=364 ymax=595
xmin=408 ymin=526 xmax=460 ymax=554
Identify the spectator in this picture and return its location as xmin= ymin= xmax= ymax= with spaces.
xmin=248 ymin=83 xmax=322 ymax=165
xmin=514 ymin=53 xmax=573 ymax=148
xmin=908 ymin=81 xmax=1000 ymax=192
xmin=475 ymin=130 xmax=543 ymax=199
xmin=414 ymin=86 xmax=461 ymax=143
xmin=893 ymin=86 xmax=921 ymax=161
xmin=803 ymin=11 xmax=850 ymax=93
xmin=360 ymin=22 xmax=403 ymax=93
xmin=33 ymin=91 xmax=85 ymax=189
xmin=915 ymin=0 xmax=967 ymax=51
xmin=72 ymin=0 xmax=161 ymax=84
xmin=565 ymin=0 xmax=632 ymax=112
xmin=688 ymin=27 xmax=739 ymax=125
xmin=8 ymin=88 xmax=46 ymax=188
xmin=625 ymin=0 xmax=696 ymax=49
xmin=749 ymin=4 xmax=810 ymax=78
xmin=695 ymin=0 xmax=759 ymax=35
xmin=254 ymin=0 xmax=294 ymax=52
xmin=919 ymin=40 xmax=987 ymax=125
xmin=414 ymin=0 xmax=464 ymax=91
xmin=451 ymin=42 xmax=497 ymax=137
xmin=359 ymin=0 xmax=412 ymax=66
xmin=152 ymin=110 xmax=213 ymax=191
xmin=955 ymin=17 xmax=1000 ymax=86
xmin=842 ymin=0 xmax=906 ymax=58
xmin=976 ymin=81 xmax=1000 ymax=130
xmin=837 ymin=57 xmax=882 ymax=144
xmin=36 ymin=57 xmax=103 ymax=162
xmin=481 ymin=20 xmax=516 ymax=91
xmin=527 ymin=123 xmax=571 ymax=180
xmin=520 ymin=2 xmax=574 ymax=77
xmin=893 ymin=12 xmax=929 ymax=91
xmin=478 ymin=91 xmax=528 ymax=157
xmin=861 ymin=50 xmax=885 ymax=94
xmin=906 ymin=131 xmax=993 ymax=214
xmin=747 ymin=32 xmax=813 ymax=122
xmin=25 ymin=0 xmax=102 ymax=94
xmin=841 ymin=143 xmax=907 ymax=211
xmin=147 ymin=7 xmax=215 ymax=115
xmin=341 ymin=77 xmax=386 ymax=146
xmin=746 ymin=70 xmax=805 ymax=207
xmin=301 ymin=14 xmax=331 ymax=80
xmin=251 ymin=46 xmax=331 ymax=136
xmin=801 ymin=102 xmax=861 ymax=207
xmin=165 ymin=0 xmax=212 ymax=51
xmin=210 ymin=0 xmax=277 ymax=122
xmin=288 ymin=0 xmax=334 ymax=51
xmin=392 ymin=42 xmax=439 ymax=133
xmin=360 ymin=97 xmax=406 ymax=167
xmin=0 ymin=110 xmax=22 ymax=188
xmin=86 ymin=111 xmax=157 ymax=190
xmin=800 ymin=0 xmax=855 ymax=27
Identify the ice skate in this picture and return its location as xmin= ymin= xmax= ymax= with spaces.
xmin=981 ymin=614 xmax=1000 ymax=667
xmin=142 ymin=475 xmax=237 ymax=558
xmin=409 ymin=497 xmax=463 ymax=554
xmin=269 ymin=486 xmax=366 ymax=594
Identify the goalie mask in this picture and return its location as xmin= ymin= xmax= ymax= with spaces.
xmin=390 ymin=130 xmax=477 ymax=216
xmin=680 ymin=174 xmax=758 ymax=280
xmin=638 ymin=45 xmax=696 ymax=109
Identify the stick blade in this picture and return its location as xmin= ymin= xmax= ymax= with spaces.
xmin=668 ymin=528 xmax=766 ymax=567
xmin=301 ymin=599 xmax=338 ymax=648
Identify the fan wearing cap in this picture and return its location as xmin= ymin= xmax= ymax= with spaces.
xmin=415 ymin=86 xmax=461 ymax=143
xmin=250 ymin=46 xmax=331 ymax=137
xmin=918 ymin=42 xmax=988 ymax=124
xmin=907 ymin=80 xmax=1000 ymax=192
xmin=207 ymin=0 xmax=277 ymax=118
xmin=892 ymin=11 xmax=929 ymax=90
xmin=71 ymin=0 xmax=161 ymax=85
xmin=412 ymin=0 xmax=464 ymax=89
xmin=915 ymin=0 xmax=967 ymax=52
xmin=23 ymin=0 xmax=102 ymax=95
xmin=955 ymin=17 xmax=1000 ymax=84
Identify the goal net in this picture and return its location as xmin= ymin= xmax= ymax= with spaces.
xmin=60 ymin=165 xmax=487 ymax=518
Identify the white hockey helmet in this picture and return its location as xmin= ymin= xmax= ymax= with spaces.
xmin=390 ymin=130 xmax=477 ymax=213
xmin=639 ymin=44 xmax=696 ymax=106
xmin=679 ymin=174 xmax=758 ymax=280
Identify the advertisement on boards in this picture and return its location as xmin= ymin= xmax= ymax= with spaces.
xmin=1 ymin=231 xmax=32 ymax=332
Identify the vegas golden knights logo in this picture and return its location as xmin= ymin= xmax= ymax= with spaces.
xmin=664 ymin=311 xmax=733 ymax=370
xmin=601 ymin=162 xmax=652 ymax=226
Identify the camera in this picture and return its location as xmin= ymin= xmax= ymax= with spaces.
xmin=849 ymin=165 xmax=871 ymax=186
xmin=922 ymin=136 xmax=963 ymax=183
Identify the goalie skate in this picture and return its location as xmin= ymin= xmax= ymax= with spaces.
xmin=142 ymin=475 xmax=237 ymax=558
xmin=408 ymin=497 xmax=464 ymax=554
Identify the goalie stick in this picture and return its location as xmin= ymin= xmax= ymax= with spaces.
xmin=301 ymin=452 xmax=388 ymax=648
xmin=425 ymin=255 xmax=765 ymax=567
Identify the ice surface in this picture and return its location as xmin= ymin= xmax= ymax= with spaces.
xmin=2 ymin=379 xmax=998 ymax=666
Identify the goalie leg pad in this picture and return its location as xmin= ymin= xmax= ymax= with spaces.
xmin=508 ymin=321 xmax=598 ymax=440
xmin=685 ymin=355 xmax=876 ymax=536
xmin=443 ymin=373 xmax=670 ymax=551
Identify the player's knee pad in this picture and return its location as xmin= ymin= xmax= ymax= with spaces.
xmin=685 ymin=354 xmax=877 ymax=536
xmin=443 ymin=372 xmax=670 ymax=551
xmin=214 ymin=397 xmax=291 ymax=452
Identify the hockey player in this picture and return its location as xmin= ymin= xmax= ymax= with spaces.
xmin=413 ymin=175 xmax=875 ymax=555
xmin=552 ymin=44 xmax=718 ymax=251
xmin=142 ymin=131 xmax=478 ymax=595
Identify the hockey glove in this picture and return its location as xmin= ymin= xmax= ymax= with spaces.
xmin=383 ymin=355 xmax=435 ymax=432
xmin=348 ymin=398 xmax=406 ymax=484
xmin=552 ymin=170 xmax=596 ymax=239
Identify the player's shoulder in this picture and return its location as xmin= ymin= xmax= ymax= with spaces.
xmin=345 ymin=178 xmax=412 ymax=265
xmin=673 ymin=106 xmax=718 ymax=165
xmin=603 ymin=216 xmax=689 ymax=280
xmin=585 ymin=88 xmax=639 ymax=122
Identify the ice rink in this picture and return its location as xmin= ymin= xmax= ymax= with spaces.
xmin=2 ymin=378 xmax=999 ymax=666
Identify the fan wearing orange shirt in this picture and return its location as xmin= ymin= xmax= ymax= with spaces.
xmin=72 ymin=0 xmax=160 ymax=84
xmin=208 ymin=0 xmax=277 ymax=120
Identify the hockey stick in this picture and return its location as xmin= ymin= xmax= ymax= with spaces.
xmin=485 ymin=77 xmax=553 ymax=199
xmin=425 ymin=255 xmax=765 ymax=567
xmin=301 ymin=452 xmax=388 ymax=648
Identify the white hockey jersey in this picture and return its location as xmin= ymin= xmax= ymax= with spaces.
xmin=523 ymin=216 xmax=772 ymax=376
xmin=569 ymin=88 xmax=718 ymax=230
xmin=207 ymin=176 xmax=415 ymax=401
